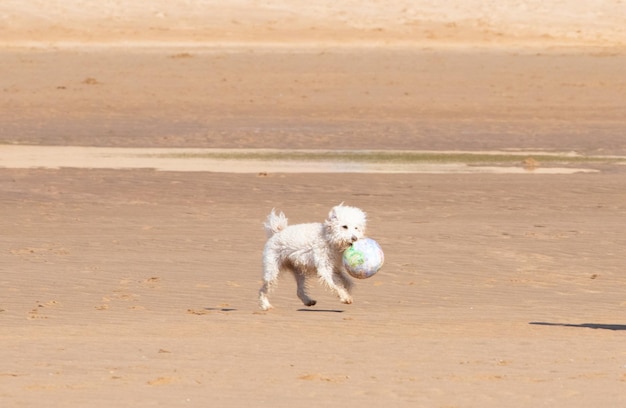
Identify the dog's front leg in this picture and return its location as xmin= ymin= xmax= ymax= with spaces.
xmin=317 ymin=267 xmax=353 ymax=305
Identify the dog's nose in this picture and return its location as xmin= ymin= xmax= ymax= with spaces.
xmin=351 ymin=235 xmax=358 ymax=243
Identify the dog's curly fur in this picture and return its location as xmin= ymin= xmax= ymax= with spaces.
xmin=259 ymin=204 xmax=367 ymax=310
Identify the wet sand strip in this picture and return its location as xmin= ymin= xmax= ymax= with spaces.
xmin=2 ymin=145 xmax=622 ymax=174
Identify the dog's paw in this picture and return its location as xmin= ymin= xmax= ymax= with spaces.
xmin=340 ymin=296 xmax=353 ymax=305
xmin=259 ymin=301 xmax=274 ymax=311
xmin=303 ymin=299 xmax=317 ymax=307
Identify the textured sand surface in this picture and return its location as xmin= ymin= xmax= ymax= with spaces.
xmin=1 ymin=2 xmax=626 ymax=407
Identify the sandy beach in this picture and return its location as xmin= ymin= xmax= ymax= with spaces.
xmin=1 ymin=1 xmax=626 ymax=407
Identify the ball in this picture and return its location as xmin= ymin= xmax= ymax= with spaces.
xmin=343 ymin=238 xmax=384 ymax=279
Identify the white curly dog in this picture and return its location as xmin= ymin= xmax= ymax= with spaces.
xmin=259 ymin=204 xmax=367 ymax=310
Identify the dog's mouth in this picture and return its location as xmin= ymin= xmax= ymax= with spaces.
xmin=340 ymin=242 xmax=354 ymax=251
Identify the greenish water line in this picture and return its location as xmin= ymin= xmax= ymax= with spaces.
xmin=141 ymin=151 xmax=624 ymax=164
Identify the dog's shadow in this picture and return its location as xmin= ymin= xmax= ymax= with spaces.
xmin=297 ymin=308 xmax=345 ymax=313
xmin=530 ymin=322 xmax=626 ymax=331
xmin=200 ymin=308 xmax=345 ymax=313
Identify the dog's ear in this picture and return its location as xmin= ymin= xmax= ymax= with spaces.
xmin=328 ymin=202 xmax=344 ymax=221
xmin=328 ymin=207 xmax=338 ymax=221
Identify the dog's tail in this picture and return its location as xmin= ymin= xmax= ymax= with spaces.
xmin=264 ymin=209 xmax=288 ymax=238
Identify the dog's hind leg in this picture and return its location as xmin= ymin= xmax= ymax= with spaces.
xmin=259 ymin=255 xmax=280 ymax=310
xmin=293 ymin=270 xmax=317 ymax=307
xmin=258 ymin=280 xmax=275 ymax=311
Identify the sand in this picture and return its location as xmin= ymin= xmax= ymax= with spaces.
xmin=1 ymin=1 xmax=626 ymax=407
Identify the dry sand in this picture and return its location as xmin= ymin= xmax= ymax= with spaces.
xmin=1 ymin=1 xmax=626 ymax=407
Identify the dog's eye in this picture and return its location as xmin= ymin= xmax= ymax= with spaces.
xmin=342 ymin=225 xmax=348 ymax=229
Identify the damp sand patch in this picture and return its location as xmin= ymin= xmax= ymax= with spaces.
xmin=1 ymin=146 xmax=621 ymax=174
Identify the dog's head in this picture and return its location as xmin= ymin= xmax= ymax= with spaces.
xmin=324 ymin=204 xmax=367 ymax=250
